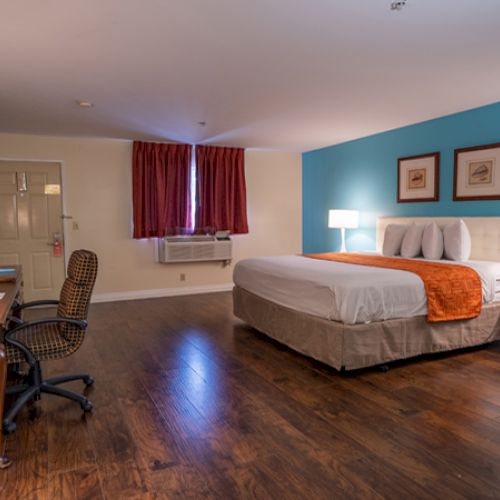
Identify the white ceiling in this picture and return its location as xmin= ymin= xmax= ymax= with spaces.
xmin=1 ymin=0 xmax=500 ymax=152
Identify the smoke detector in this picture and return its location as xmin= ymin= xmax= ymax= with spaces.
xmin=390 ymin=1 xmax=407 ymax=10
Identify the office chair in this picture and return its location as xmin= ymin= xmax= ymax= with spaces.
xmin=3 ymin=249 xmax=98 ymax=434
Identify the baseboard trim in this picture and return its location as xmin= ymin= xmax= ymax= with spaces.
xmin=92 ymin=283 xmax=233 ymax=303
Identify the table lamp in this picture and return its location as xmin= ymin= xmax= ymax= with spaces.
xmin=328 ymin=209 xmax=359 ymax=252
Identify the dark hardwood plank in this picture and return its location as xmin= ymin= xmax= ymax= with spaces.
xmin=46 ymin=392 xmax=97 ymax=475
xmin=48 ymin=466 xmax=104 ymax=500
xmin=1 ymin=291 xmax=500 ymax=499
xmin=0 ymin=410 xmax=49 ymax=499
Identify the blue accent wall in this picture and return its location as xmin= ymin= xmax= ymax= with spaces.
xmin=302 ymin=101 xmax=500 ymax=253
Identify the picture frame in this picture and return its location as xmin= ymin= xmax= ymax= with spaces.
xmin=397 ymin=152 xmax=440 ymax=203
xmin=454 ymin=142 xmax=500 ymax=201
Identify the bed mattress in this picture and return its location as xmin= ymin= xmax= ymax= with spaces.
xmin=233 ymin=254 xmax=500 ymax=324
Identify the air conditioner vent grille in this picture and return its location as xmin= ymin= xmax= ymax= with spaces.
xmin=192 ymin=244 xmax=215 ymax=259
xmin=157 ymin=238 xmax=232 ymax=264
xmin=168 ymin=246 xmax=192 ymax=261
xmin=166 ymin=235 xmax=215 ymax=243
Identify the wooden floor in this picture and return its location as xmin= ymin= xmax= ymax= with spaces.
xmin=2 ymin=292 xmax=500 ymax=499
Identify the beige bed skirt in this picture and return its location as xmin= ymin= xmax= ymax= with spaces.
xmin=233 ymin=286 xmax=500 ymax=371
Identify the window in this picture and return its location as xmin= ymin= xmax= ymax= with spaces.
xmin=132 ymin=141 xmax=248 ymax=238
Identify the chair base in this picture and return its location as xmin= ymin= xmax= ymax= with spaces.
xmin=3 ymin=363 xmax=94 ymax=434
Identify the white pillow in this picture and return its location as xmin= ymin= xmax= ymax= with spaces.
xmin=422 ymin=222 xmax=444 ymax=260
xmin=443 ymin=219 xmax=471 ymax=261
xmin=401 ymin=223 xmax=425 ymax=258
xmin=382 ymin=224 xmax=407 ymax=256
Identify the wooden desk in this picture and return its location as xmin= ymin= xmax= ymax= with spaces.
xmin=0 ymin=266 xmax=23 ymax=469
xmin=0 ymin=266 xmax=23 ymax=327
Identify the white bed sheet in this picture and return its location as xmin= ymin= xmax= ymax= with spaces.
xmin=233 ymin=254 xmax=500 ymax=324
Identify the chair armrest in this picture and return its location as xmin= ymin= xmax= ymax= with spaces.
xmin=5 ymin=318 xmax=87 ymax=339
xmin=13 ymin=300 xmax=60 ymax=312
xmin=4 ymin=318 xmax=87 ymax=366
xmin=5 ymin=316 xmax=24 ymax=329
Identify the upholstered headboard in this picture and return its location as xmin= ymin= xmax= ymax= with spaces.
xmin=376 ymin=217 xmax=500 ymax=262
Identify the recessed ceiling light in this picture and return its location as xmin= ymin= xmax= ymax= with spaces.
xmin=77 ymin=100 xmax=94 ymax=108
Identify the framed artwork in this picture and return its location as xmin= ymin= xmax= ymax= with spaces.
xmin=397 ymin=152 xmax=440 ymax=203
xmin=454 ymin=142 xmax=500 ymax=200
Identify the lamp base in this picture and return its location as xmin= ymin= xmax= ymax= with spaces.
xmin=339 ymin=227 xmax=347 ymax=253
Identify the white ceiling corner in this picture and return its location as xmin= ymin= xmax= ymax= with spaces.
xmin=1 ymin=0 xmax=500 ymax=151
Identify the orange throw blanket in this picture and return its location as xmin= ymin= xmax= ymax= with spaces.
xmin=304 ymin=253 xmax=482 ymax=322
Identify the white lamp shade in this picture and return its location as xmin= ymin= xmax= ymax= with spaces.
xmin=328 ymin=209 xmax=359 ymax=229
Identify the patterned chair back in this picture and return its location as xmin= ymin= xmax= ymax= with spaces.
xmin=56 ymin=250 xmax=98 ymax=345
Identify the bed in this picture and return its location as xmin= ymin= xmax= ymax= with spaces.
xmin=233 ymin=217 xmax=500 ymax=370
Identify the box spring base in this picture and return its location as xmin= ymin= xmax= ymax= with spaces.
xmin=233 ymin=286 xmax=500 ymax=371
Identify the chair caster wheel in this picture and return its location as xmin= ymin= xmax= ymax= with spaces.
xmin=3 ymin=421 xmax=16 ymax=434
xmin=81 ymin=400 xmax=93 ymax=412
xmin=83 ymin=376 xmax=94 ymax=386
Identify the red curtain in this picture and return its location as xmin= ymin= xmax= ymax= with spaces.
xmin=132 ymin=141 xmax=192 ymax=238
xmin=195 ymin=146 xmax=249 ymax=234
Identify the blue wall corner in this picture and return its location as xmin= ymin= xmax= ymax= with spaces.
xmin=302 ymin=101 xmax=500 ymax=253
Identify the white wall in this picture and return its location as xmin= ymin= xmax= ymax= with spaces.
xmin=0 ymin=133 xmax=302 ymax=301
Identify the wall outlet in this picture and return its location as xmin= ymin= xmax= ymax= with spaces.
xmin=180 ymin=273 xmax=186 ymax=282
xmin=72 ymin=221 xmax=79 ymax=230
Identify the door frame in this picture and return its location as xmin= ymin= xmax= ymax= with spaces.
xmin=0 ymin=157 xmax=69 ymax=273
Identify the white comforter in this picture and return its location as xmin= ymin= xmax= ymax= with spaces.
xmin=233 ymin=254 xmax=500 ymax=324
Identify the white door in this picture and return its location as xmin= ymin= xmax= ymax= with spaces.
xmin=0 ymin=161 xmax=65 ymax=301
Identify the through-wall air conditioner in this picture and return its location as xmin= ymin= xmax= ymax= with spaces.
xmin=157 ymin=234 xmax=232 ymax=264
